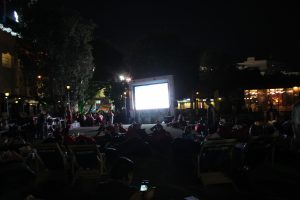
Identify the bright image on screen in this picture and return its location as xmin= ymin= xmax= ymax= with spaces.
xmin=134 ymin=83 xmax=170 ymax=110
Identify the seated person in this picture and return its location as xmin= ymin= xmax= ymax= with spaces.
xmin=216 ymin=119 xmax=233 ymax=139
xmin=249 ymin=121 xmax=264 ymax=137
xmin=167 ymin=117 xmax=179 ymax=128
xmin=195 ymin=121 xmax=206 ymax=134
xmin=182 ymin=125 xmax=194 ymax=141
xmin=75 ymin=134 xmax=96 ymax=145
xmin=150 ymin=121 xmax=163 ymax=133
xmin=205 ymin=130 xmax=221 ymax=140
xmin=149 ymin=125 xmax=172 ymax=152
xmin=118 ymin=123 xmax=127 ymax=134
xmin=205 ymin=119 xmax=232 ymax=140
xmin=85 ymin=113 xmax=95 ymax=126
xmin=62 ymin=129 xmax=76 ymax=145
xmin=93 ymin=131 xmax=112 ymax=150
xmin=97 ymin=156 xmax=155 ymax=200
xmin=126 ymin=122 xmax=143 ymax=139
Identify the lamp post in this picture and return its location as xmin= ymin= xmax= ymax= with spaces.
xmin=65 ymin=85 xmax=71 ymax=128
xmin=66 ymin=85 xmax=71 ymax=109
xmin=36 ymin=75 xmax=43 ymax=113
xmin=119 ymin=74 xmax=132 ymax=122
xmin=124 ymin=92 xmax=127 ymax=110
xmin=123 ymin=91 xmax=127 ymax=121
xmin=4 ymin=92 xmax=9 ymax=119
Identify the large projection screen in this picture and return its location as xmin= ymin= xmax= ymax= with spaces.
xmin=134 ymin=83 xmax=170 ymax=110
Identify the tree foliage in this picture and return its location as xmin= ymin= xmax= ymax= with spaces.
xmin=19 ymin=0 xmax=95 ymax=113
xmin=104 ymin=82 xmax=125 ymax=113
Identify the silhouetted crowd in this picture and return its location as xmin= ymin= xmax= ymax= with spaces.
xmin=1 ymin=101 xmax=300 ymax=199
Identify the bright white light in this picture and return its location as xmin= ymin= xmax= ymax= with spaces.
xmin=0 ymin=23 xmax=21 ymax=37
xmin=134 ymin=83 xmax=170 ymax=110
xmin=14 ymin=11 xmax=19 ymax=23
xmin=119 ymin=75 xmax=125 ymax=81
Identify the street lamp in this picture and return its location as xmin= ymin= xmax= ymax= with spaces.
xmin=4 ymin=92 xmax=10 ymax=119
xmin=125 ymin=77 xmax=132 ymax=83
xmin=119 ymin=75 xmax=125 ymax=81
xmin=119 ymin=74 xmax=132 ymax=83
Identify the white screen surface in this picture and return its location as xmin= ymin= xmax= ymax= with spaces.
xmin=134 ymin=83 xmax=170 ymax=110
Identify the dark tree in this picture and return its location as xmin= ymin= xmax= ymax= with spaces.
xmin=19 ymin=0 xmax=95 ymax=114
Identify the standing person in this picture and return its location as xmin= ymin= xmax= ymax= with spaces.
xmin=291 ymin=101 xmax=300 ymax=151
xmin=182 ymin=125 xmax=195 ymax=141
xmin=205 ymin=98 xmax=216 ymax=134
xmin=108 ymin=110 xmax=114 ymax=124
xmin=37 ymin=112 xmax=45 ymax=139
xmin=267 ymin=103 xmax=277 ymax=121
xmin=177 ymin=111 xmax=186 ymax=128
xmin=66 ymin=107 xmax=72 ymax=129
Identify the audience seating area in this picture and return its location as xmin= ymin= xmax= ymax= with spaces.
xmin=0 ymin=117 xmax=300 ymax=199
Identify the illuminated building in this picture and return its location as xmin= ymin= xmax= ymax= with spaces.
xmin=0 ymin=1 xmax=36 ymax=117
xmin=244 ymin=87 xmax=300 ymax=112
xmin=237 ymin=57 xmax=300 ymax=112
xmin=177 ymin=98 xmax=215 ymax=110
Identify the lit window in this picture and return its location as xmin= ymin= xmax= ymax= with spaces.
xmin=2 ymin=53 xmax=12 ymax=68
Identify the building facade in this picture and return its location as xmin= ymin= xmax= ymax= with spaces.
xmin=0 ymin=1 xmax=37 ymax=119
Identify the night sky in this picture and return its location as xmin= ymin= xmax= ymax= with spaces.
xmin=65 ymin=0 xmax=300 ymax=66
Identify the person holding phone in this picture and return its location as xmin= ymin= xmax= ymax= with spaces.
xmin=96 ymin=156 xmax=155 ymax=200
xmin=140 ymin=180 xmax=150 ymax=192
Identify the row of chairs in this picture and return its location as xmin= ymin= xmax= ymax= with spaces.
xmin=27 ymin=143 xmax=106 ymax=185
xmin=26 ymin=137 xmax=278 ymax=189
xmin=197 ymin=139 xmax=237 ymax=188
xmin=196 ymin=136 xmax=278 ymax=189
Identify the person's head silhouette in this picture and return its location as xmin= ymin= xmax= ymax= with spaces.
xmin=110 ymin=156 xmax=135 ymax=184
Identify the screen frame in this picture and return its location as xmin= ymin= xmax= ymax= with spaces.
xmin=128 ymin=75 xmax=175 ymax=123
